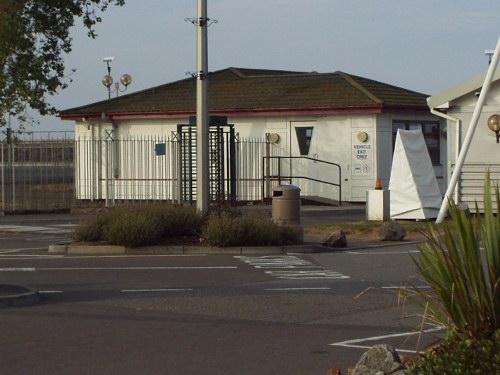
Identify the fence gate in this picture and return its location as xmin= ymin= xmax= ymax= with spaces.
xmin=176 ymin=117 xmax=236 ymax=205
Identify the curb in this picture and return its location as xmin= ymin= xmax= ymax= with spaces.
xmin=48 ymin=240 xmax=422 ymax=256
xmin=0 ymin=284 xmax=41 ymax=307
xmin=49 ymin=243 xmax=324 ymax=256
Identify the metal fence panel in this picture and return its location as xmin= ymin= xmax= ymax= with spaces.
xmin=1 ymin=139 xmax=74 ymax=213
xmin=1 ymin=133 xmax=287 ymax=213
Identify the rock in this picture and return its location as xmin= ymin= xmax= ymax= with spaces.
xmin=352 ymin=344 xmax=405 ymax=375
xmin=377 ymin=221 xmax=406 ymax=241
xmin=321 ymin=229 xmax=347 ymax=248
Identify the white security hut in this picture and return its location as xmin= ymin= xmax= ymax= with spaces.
xmin=60 ymin=67 xmax=444 ymax=204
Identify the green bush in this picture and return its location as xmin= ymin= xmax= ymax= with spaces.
xmin=73 ymin=212 xmax=112 ymax=242
xmin=73 ymin=205 xmax=204 ymax=247
xmin=202 ymin=212 xmax=302 ymax=247
xmin=158 ymin=205 xmax=204 ymax=237
xmin=408 ymin=330 xmax=500 ymax=374
xmin=101 ymin=207 xmax=164 ymax=247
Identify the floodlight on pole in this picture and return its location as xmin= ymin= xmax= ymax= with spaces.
xmin=101 ymin=57 xmax=132 ymax=99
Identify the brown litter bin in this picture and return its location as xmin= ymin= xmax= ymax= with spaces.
xmin=272 ymin=185 xmax=301 ymax=226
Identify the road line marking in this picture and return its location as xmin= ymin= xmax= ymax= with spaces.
xmin=39 ymin=290 xmax=64 ymax=294
xmin=0 ymin=247 xmax=48 ymax=253
xmin=0 ymin=266 xmax=237 ymax=272
xmin=265 ymin=270 xmax=350 ymax=280
xmin=67 ymin=254 xmax=207 ymax=259
xmin=0 ymin=267 xmax=36 ymax=272
xmin=382 ymin=286 xmax=431 ymax=290
xmin=121 ymin=288 xmax=193 ymax=293
xmin=265 ymin=287 xmax=331 ymax=291
xmin=329 ymin=327 xmax=444 ymax=353
xmin=346 ymin=250 xmax=419 ymax=255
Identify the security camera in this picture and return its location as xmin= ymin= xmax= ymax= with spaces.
xmin=103 ymin=56 xmax=115 ymax=62
xmin=475 ymin=91 xmax=481 ymax=97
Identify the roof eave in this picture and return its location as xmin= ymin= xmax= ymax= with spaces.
xmin=428 ymin=70 xmax=500 ymax=109
xmin=59 ymin=106 xmax=394 ymax=121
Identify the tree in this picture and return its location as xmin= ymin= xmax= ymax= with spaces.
xmin=0 ymin=0 xmax=125 ymax=127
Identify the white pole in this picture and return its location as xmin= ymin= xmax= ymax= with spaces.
xmin=196 ymin=0 xmax=210 ymax=214
xmin=436 ymin=36 xmax=500 ymax=223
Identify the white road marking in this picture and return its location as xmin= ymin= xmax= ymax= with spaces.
xmin=0 ymin=225 xmax=74 ymax=234
xmin=235 ymin=255 xmax=350 ymax=280
xmin=39 ymin=290 xmax=64 ymax=294
xmin=0 ymin=247 xmax=48 ymax=253
xmin=346 ymin=250 xmax=419 ymax=255
xmin=0 ymin=266 xmax=237 ymax=272
xmin=266 ymin=270 xmax=350 ymax=280
xmin=265 ymin=287 xmax=331 ymax=291
xmin=67 ymin=254 xmax=207 ymax=259
xmin=235 ymin=255 xmax=317 ymax=269
xmin=121 ymin=288 xmax=193 ymax=293
xmin=329 ymin=327 xmax=444 ymax=353
xmin=382 ymin=286 xmax=431 ymax=290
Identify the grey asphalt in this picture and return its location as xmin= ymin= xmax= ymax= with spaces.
xmin=0 ymin=203 xmax=367 ymax=305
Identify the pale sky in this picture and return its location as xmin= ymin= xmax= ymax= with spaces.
xmin=25 ymin=0 xmax=500 ymax=133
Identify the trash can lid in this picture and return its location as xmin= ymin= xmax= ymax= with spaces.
xmin=272 ymin=184 xmax=301 ymax=197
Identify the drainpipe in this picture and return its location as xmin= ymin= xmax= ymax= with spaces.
xmin=430 ymin=108 xmax=461 ymax=202
xmin=435 ymin=35 xmax=500 ymax=224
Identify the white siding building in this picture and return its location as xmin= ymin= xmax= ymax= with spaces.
xmin=428 ymin=70 xmax=500 ymax=210
xmin=61 ymin=67 xmax=444 ymax=204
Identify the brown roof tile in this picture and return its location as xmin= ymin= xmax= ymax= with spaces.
xmin=60 ymin=67 xmax=428 ymax=118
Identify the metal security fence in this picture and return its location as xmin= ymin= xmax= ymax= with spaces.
xmin=1 ymin=137 xmax=74 ymax=213
xmin=74 ymin=134 xmax=285 ymax=207
xmin=1 ymin=131 xmax=296 ymax=213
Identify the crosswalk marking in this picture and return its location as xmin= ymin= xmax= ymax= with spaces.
xmin=235 ymin=255 xmax=350 ymax=280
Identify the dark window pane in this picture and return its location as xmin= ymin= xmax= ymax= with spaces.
xmin=295 ymin=127 xmax=314 ymax=155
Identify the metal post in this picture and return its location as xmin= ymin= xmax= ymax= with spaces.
xmin=196 ymin=0 xmax=210 ymax=214
xmin=265 ymin=134 xmax=271 ymax=199
xmin=1 ymin=143 xmax=4 ymax=214
xmin=105 ymin=140 xmax=110 ymax=208
xmin=436 ymin=36 xmax=500 ymax=223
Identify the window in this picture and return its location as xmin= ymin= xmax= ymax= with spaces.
xmin=392 ymin=120 xmax=440 ymax=165
xmin=295 ymin=127 xmax=314 ymax=155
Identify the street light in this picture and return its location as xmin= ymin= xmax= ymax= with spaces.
xmin=487 ymin=114 xmax=500 ymax=143
xmin=102 ymin=57 xmax=132 ymax=98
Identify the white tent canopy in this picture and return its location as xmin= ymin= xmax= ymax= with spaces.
xmin=389 ymin=129 xmax=442 ymax=220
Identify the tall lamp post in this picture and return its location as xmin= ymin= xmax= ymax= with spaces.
xmin=101 ymin=56 xmax=132 ymax=98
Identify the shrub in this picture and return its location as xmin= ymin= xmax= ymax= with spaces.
xmin=202 ymin=212 xmax=302 ymax=247
xmin=101 ymin=206 xmax=164 ymax=247
xmin=408 ymin=330 xmax=500 ymax=374
xmin=73 ymin=212 xmax=112 ymax=242
xmin=73 ymin=205 xmax=204 ymax=247
xmin=158 ymin=205 xmax=204 ymax=237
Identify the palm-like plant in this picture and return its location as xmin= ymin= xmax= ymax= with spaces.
xmin=407 ymin=172 xmax=500 ymax=340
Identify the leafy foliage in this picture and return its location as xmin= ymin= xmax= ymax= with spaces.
xmin=0 ymin=0 xmax=125 ymax=126
xmin=403 ymin=172 xmax=500 ymax=340
xmin=73 ymin=205 xmax=203 ymax=248
xmin=408 ymin=330 xmax=500 ymax=374
xmin=74 ymin=205 xmax=303 ymax=248
xmin=201 ymin=212 xmax=302 ymax=247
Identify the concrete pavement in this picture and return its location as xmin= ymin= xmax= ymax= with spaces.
xmin=1 ymin=202 xmax=396 ymax=306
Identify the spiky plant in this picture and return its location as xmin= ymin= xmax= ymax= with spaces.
xmin=406 ymin=171 xmax=500 ymax=340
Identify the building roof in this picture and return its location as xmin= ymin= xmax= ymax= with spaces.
xmin=427 ymin=70 xmax=500 ymax=110
xmin=60 ymin=67 xmax=429 ymax=120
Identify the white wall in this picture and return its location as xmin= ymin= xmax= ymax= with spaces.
xmin=445 ymin=82 xmax=500 ymax=209
xmin=73 ymin=111 xmax=444 ymax=203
